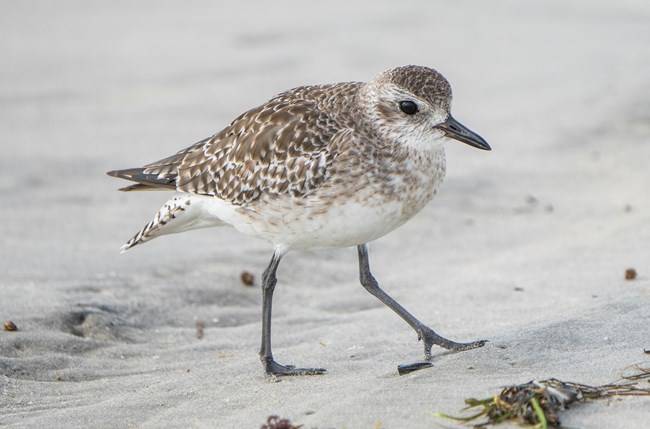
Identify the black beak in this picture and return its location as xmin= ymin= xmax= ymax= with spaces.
xmin=435 ymin=115 xmax=491 ymax=151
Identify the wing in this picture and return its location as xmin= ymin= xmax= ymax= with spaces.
xmin=108 ymin=97 xmax=345 ymax=205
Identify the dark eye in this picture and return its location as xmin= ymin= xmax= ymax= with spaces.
xmin=399 ymin=101 xmax=418 ymax=115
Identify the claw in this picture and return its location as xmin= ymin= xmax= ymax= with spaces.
xmin=265 ymin=359 xmax=326 ymax=376
xmin=419 ymin=325 xmax=487 ymax=360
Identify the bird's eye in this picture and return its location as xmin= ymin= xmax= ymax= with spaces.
xmin=399 ymin=101 xmax=418 ymax=115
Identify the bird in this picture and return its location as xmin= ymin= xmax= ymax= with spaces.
xmin=108 ymin=65 xmax=491 ymax=376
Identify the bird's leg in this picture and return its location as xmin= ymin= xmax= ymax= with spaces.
xmin=357 ymin=244 xmax=486 ymax=361
xmin=259 ymin=249 xmax=326 ymax=376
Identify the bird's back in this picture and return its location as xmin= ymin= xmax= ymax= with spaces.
xmin=108 ymin=82 xmax=364 ymax=204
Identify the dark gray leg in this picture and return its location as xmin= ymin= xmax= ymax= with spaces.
xmin=357 ymin=244 xmax=486 ymax=360
xmin=259 ymin=249 xmax=326 ymax=376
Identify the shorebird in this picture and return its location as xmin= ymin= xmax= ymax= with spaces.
xmin=108 ymin=65 xmax=491 ymax=376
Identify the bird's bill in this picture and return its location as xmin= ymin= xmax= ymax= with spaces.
xmin=435 ymin=115 xmax=491 ymax=151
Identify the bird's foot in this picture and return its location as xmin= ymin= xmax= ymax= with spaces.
xmin=418 ymin=325 xmax=487 ymax=360
xmin=263 ymin=358 xmax=326 ymax=376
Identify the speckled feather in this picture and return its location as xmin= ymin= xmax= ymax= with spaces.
xmin=119 ymin=82 xmax=361 ymax=205
xmin=109 ymin=65 xmax=458 ymax=250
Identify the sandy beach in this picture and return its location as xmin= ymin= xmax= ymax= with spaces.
xmin=1 ymin=1 xmax=649 ymax=427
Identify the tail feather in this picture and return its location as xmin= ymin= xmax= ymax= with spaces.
xmin=107 ymin=168 xmax=176 ymax=191
xmin=108 ymin=137 xmax=217 ymax=252
xmin=120 ymin=194 xmax=192 ymax=252
xmin=107 ymin=136 xmax=209 ymax=192
xmin=118 ymin=183 xmax=170 ymax=192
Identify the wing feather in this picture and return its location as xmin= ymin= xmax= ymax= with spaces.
xmin=108 ymin=95 xmax=347 ymax=204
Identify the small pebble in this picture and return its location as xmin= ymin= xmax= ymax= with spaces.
xmin=240 ymin=271 xmax=255 ymax=286
xmin=625 ymin=268 xmax=637 ymax=281
xmin=3 ymin=321 xmax=17 ymax=331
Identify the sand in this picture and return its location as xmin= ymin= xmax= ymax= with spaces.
xmin=1 ymin=1 xmax=649 ymax=428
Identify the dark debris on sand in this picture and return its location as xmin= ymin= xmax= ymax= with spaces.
xmin=3 ymin=320 xmax=18 ymax=331
xmin=260 ymin=415 xmax=303 ymax=429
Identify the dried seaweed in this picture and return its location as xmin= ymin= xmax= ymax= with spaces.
xmin=434 ymin=365 xmax=650 ymax=428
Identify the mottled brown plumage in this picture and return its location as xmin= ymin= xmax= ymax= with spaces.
xmin=109 ymin=66 xmax=457 ymax=205
xmin=108 ymin=65 xmax=491 ymax=376
xmin=110 ymin=82 xmax=361 ymax=205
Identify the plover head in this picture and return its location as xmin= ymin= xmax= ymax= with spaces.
xmin=359 ymin=65 xmax=490 ymax=151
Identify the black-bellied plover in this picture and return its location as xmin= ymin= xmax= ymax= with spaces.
xmin=108 ymin=65 xmax=491 ymax=376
